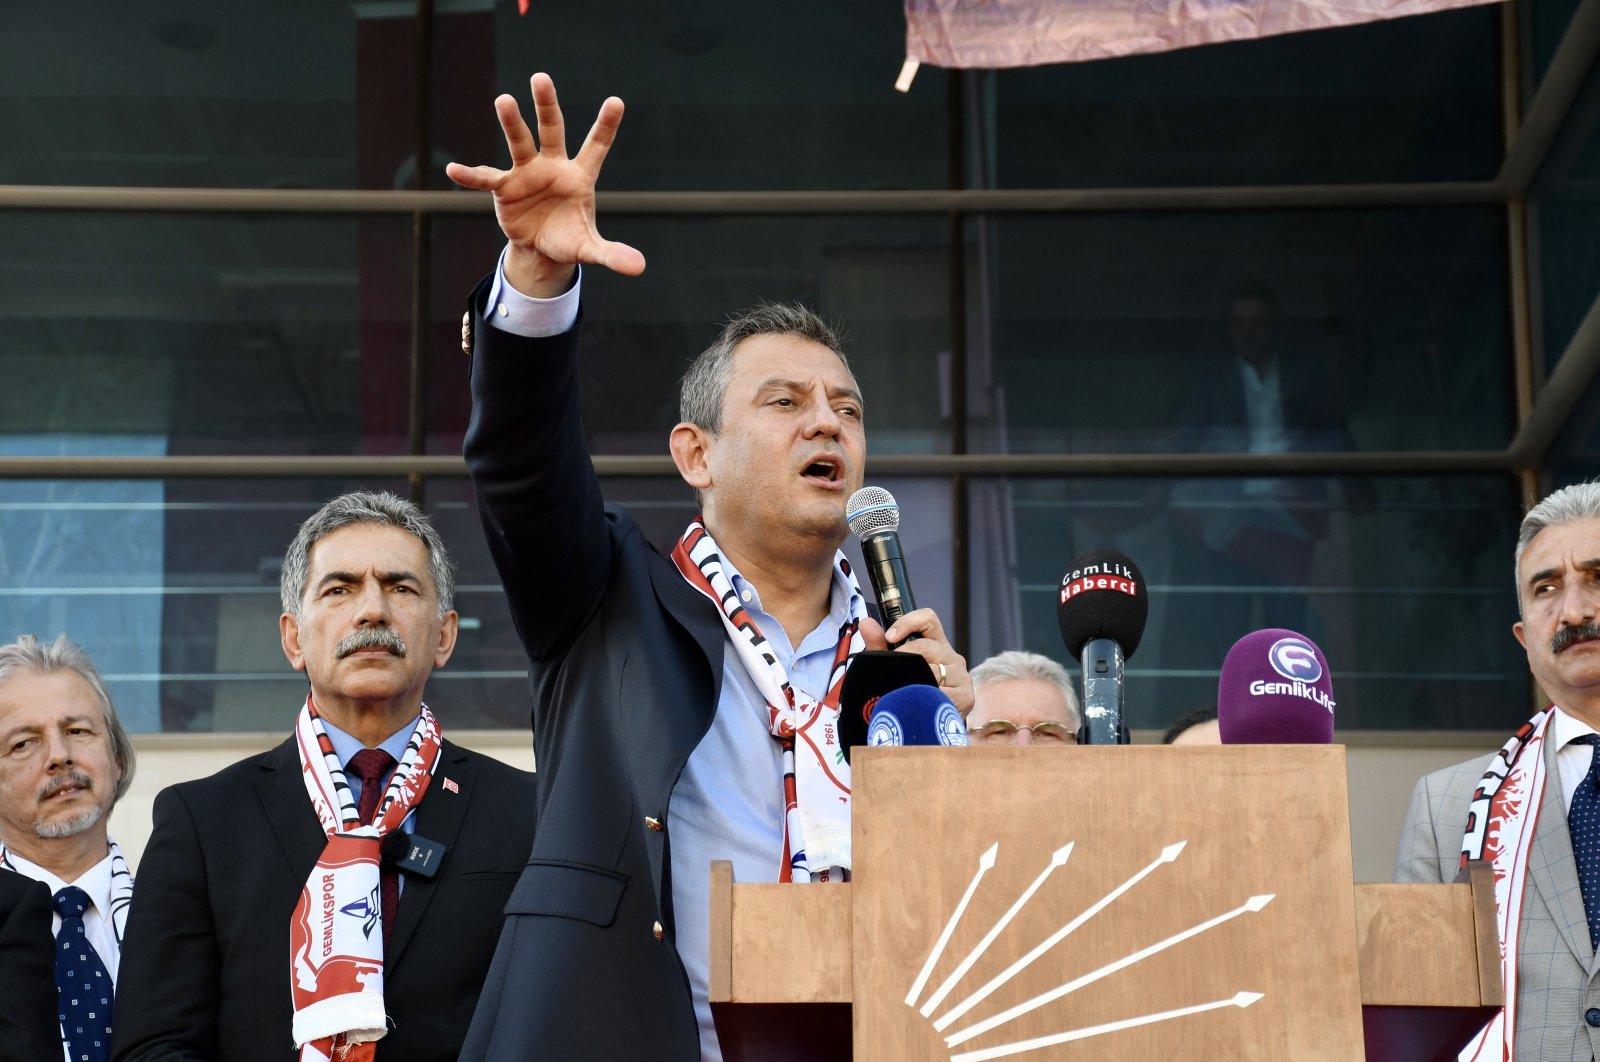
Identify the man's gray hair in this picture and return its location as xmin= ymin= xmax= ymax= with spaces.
xmin=280 ymin=490 xmax=456 ymax=619
xmin=1514 ymin=481 xmax=1600 ymax=612
xmin=0 ymin=634 xmax=135 ymax=803
xmin=678 ymin=302 xmax=850 ymax=432
xmin=970 ymin=650 xmax=1082 ymax=730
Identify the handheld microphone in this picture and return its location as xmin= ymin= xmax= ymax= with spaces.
xmin=847 ymin=486 xmax=919 ymax=645
xmin=1056 ymin=550 xmax=1148 ymax=746
xmin=1217 ymin=629 xmax=1335 ymax=744
xmin=862 ymin=685 xmax=969 ymax=748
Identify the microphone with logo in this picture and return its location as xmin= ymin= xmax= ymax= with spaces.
xmin=1056 ymin=550 xmax=1148 ymax=746
xmin=846 ymin=486 xmax=919 ymax=646
xmin=861 ymin=684 xmax=969 ymax=750
xmin=1217 ymin=629 xmax=1336 ymax=744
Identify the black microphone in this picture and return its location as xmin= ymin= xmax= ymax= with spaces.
xmin=847 ymin=486 xmax=920 ymax=645
xmin=838 ymin=649 xmax=939 ymax=762
xmin=380 ymin=829 xmax=411 ymax=869
xmin=1056 ymin=550 xmax=1148 ymax=745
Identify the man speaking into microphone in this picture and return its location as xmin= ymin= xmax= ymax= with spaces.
xmin=450 ymin=74 xmax=972 ymax=1062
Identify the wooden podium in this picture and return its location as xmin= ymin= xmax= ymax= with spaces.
xmin=710 ymin=746 xmax=1501 ymax=1061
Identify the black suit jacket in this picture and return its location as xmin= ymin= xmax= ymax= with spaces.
xmin=0 ymin=869 xmax=63 ymax=1062
xmin=110 ymin=736 xmax=535 ymax=1062
xmin=459 ymin=284 xmax=724 ymax=1062
xmin=1178 ymin=349 xmax=1351 ymax=456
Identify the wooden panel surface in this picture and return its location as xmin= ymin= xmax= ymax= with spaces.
xmin=851 ymin=745 xmax=1366 ymax=1061
xmin=1354 ymin=883 xmax=1485 ymax=1006
xmin=1462 ymin=861 xmax=1504 ymax=1006
xmin=720 ymin=876 xmax=857 ymax=998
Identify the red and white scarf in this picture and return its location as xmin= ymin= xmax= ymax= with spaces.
xmin=1457 ymin=707 xmax=1554 ymax=1062
xmin=671 ymin=519 xmax=864 ymax=883
xmin=289 ymin=698 xmax=441 ymax=1062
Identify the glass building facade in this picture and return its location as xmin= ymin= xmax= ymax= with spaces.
xmin=0 ymin=0 xmax=1595 ymax=733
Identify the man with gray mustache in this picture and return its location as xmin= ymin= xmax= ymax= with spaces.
xmin=1396 ymin=481 xmax=1600 ymax=1059
xmin=112 ymin=491 xmax=536 ymax=1062
xmin=0 ymin=632 xmax=137 ymax=1062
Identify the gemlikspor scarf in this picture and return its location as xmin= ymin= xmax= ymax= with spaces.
xmin=672 ymin=519 xmax=863 ymax=882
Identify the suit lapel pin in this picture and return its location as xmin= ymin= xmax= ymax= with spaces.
xmin=442 ymin=777 xmax=460 ymax=794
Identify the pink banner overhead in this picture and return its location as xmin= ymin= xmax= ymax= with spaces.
xmin=905 ymin=0 xmax=1503 ymax=67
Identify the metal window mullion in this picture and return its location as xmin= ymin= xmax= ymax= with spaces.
xmin=0 ymin=450 xmax=1519 ymax=480
xmin=406 ymin=0 xmax=436 ymax=506
xmin=0 ymin=182 xmax=1510 ymax=215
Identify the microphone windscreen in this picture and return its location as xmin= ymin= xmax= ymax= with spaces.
xmin=1217 ymin=629 xmax=1336 ymax=744
xmin=839 ymin=650 xmax=939 ymax=761
xmin=1056 ymin=549 xmax=1149 ymax=658
xmin=864 ymin=685 xmax=969 ymax=748
xmin=846 ymin=486 xmax=899 ymax=537
xmin=380 ymin=829 xmax=411 ymax=868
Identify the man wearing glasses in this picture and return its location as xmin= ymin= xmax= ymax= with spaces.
xmin=967 ymin=651 xmax=1081 ymax=747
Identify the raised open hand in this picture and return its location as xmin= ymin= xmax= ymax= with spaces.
xmin=446 ymin=72 xmax=646 ymax=297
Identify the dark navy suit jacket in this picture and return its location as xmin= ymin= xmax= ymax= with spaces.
xmin=459 ymin=282 xmax=725 ymax=1062
xmin=0 ymin=869 xmax=61 ymax=1062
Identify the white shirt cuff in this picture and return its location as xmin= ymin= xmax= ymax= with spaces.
xmin=486 ymin=246 xmax=581 ymax=337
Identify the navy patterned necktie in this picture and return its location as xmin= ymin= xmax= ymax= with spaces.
xmin=53 ymin=885 xmax=113 ymax=1062
xmin=1568 ymin=734 xmax=1600 ymax=950
xmin=348 ymin=747 xmax=400 ymax=951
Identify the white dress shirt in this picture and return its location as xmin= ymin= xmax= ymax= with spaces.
xmin=8 ymin=848 xmax=120 ymax=986
xmin=1551 ymin=706 xmax=1600 ymax=815
xmin=10 ymin=846 xmax=121 ymax=1061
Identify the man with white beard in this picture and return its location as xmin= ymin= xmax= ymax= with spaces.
xmin=0 ymin=633 xmax=136 ymax=1062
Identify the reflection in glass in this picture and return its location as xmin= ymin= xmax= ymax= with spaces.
xmin=430 ymin=215 xmax=955 ymax=458
xmin=982 ymin=6 xmax=1499 ymax=188
xmin=0 ymin=437 xmax=166 ymax=732
xmin=482 ymin=1 xmax=947 ymax=191
xmin=0 ymin=5 xmax=359 ymax=188
xmin=0 ymin=212 xmax=413 ymax=456
xmin=969 ymin=475 xmax=1526 ymax=731
xmin=969 ymin=210 xmax=1512 ymax=455
xmin=1532 ymin=56 xmax=1600 ymax=372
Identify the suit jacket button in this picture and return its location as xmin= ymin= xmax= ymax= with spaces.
xmin=645 ymin=816 xmax=664 ymax=832
xmin=652 ymin=921 xmax=664 ymax=942
xmin=1587 ymin=1007 xmax=1600 ymax=1028
xmin=461 ymin=311 xmax=472 ymax=355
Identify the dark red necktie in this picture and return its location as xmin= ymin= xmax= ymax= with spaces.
xmin=347 ymin=747 xmax=400 ymax=952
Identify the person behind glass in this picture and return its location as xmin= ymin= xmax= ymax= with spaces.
xmin=1395 ymin=482 xmax=1600 ymax=1060
xmin=1162 ymin=703 xmax=1220 ymax=746
xmin=0 ymin=634 xmax=136 ymax=1062
xmin=112 ymin=492 xmax=536 ymax=1062
xmin=967 ymin=651 xmax=1080 ymax=747
xmin=1173 ymin=281 xmax=1357 ymax=632
xmin=447 ymin=73 xmax=974 ymax=1062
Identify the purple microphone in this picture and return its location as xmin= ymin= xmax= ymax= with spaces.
xmin=1217 ymin=629 xmax=1336 ymax=744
